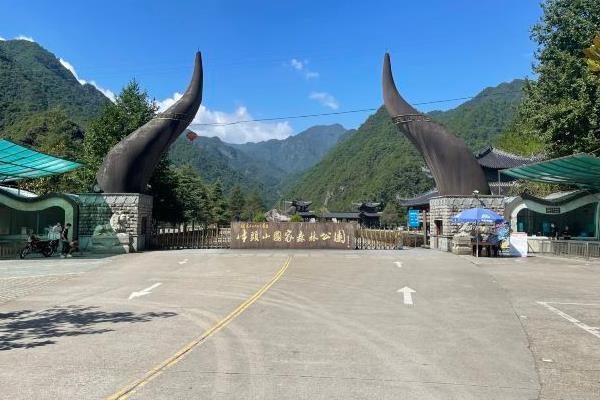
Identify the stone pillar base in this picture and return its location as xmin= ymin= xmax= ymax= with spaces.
xmin=429 ymin=195 xmax=505 ymax=252
xmin=77 ymin=193 xmax=153 ymax=253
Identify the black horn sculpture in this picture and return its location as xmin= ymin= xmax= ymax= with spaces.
xmin=96 ymin=51 xmax=203 ymax=193
xmin=382 ymin=53 xmax=490 ymax=195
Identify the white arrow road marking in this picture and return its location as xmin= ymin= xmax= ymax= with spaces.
xmin=397 ymin=286 xmax=416 ymax=305
xmin=129 ymin=282 xmax=162 ymax=300
xmin=394 ymin=261 xmax=403 ymax=268
xmin=178 ymin=259 xmax=188 ymax=265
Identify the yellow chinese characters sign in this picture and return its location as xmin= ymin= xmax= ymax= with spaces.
xmin=231 ymin=222 xmax=355 ymax=249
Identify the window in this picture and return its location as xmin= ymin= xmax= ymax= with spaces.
xmin=516 ymin=203 xmax=597 ymax=238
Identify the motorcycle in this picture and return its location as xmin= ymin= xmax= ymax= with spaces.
xmin=19 ymin=235 xmax=59 ymax=259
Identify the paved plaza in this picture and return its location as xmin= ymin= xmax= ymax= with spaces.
xmin=0 ymin=249 xmax=599 ymax=399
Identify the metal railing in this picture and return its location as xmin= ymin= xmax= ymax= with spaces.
xmin=354 ymin=228 xmax=423 ymax=250
xmin=0 ymin=241 xmax=20 ymax=258
xmin=151 ymin=226 xmax=231 ymax=250
xmin=537 ymin=240 xmax=600 ymax=260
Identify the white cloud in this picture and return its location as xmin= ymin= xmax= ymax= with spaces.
xmin=155 ymin=92 xmax=183 ymax=111
xmin=15 ymin=35 xmax=34 ymax=42
xmin=288 ymin=58 xmax=319 ymax=80
xmin=0 ymin=36 xmax=5 ymax=41
xmin=58 ymin=57 xmax=116 ymax=102
xmin=87 ymin=81 xmax=116 ymax=102
xmin=157 ymin=92 xmax=294 ymax=144
xmin=290 ymin=58 xmax=303 ymax=70
xmin=309 ymin=92 xmax=339 ymax=110
xmin=59 ymin=58 xmax=84 ymax=83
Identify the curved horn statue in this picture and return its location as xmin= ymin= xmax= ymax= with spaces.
xmin=382 ymin=53 xmax=490 ymax=196
xmin=96 ymin=51 xmax=203 ymax=193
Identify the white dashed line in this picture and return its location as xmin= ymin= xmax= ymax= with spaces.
xmin=537 ymin=301 xmax=600 ymax=339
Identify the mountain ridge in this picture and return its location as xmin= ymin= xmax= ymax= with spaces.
xmin=168 ymin=124 xmax=348 ymax=205
xmin=0 ymin=39 xmax=109 ymax=130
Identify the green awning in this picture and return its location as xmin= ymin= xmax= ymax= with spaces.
xmin=0 ymin=139 xmax=82 ymax=182
xmin=501 ymin=153 xmax=600 ymax=190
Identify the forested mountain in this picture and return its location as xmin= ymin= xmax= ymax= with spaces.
xmin=0 ymin=39 xmax=109 ymax=131
xmin=168 ymin=124 xmax=348 ymax=206
xmin=284 ymin=80 xmax=526 ymax=210
xmin=230 ymin=124 xmax=348 ymax=173
xmin=429 ymin=79 xmax=525 ymax=150
xmin=169 ymin=135 xmax=286 ymax=201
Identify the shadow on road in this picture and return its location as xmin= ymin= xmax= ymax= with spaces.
xmin=0 ymin=305 xmax=177 ymax=351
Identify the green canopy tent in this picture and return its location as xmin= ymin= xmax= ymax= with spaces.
xmin=0 ymin=139 xmax=82 ymax=248
xmin=0 ymin=139 xmax=82 ymax=183
xmin=501 ymin=153 xmax=600 ymax=190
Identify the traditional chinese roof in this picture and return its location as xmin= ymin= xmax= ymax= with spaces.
xmin=294 ymin=200 xmax=312 ymax=207
xmin=398 ymin=189 xmax=439 ymax=207
xmin=322 ymin=212 xmax=361 ymax=220
xmin=362 ymin=212 xmax=382 ymax=218
xmin=475 ymin=146 xmax=541 ymax=169
xmin=353 ymin=202 xmax=382 ymax=212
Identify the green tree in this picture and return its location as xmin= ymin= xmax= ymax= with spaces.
xmin=380 ymin=202 xmax=400 ymax=226
xmin=253 ymin=212 xmax=268 ymax=222
xmin=149 ymin=159 xmax=185 ymax=225
xmin=243 ymin=190 xmax=264 ymax=221
xmin=289 ymin=214 xmax=303 ymax=222
xmin=174 ymin=165 xmax=209 ymax=227
xmin=511 ymin=0 xmax=600 ymax=157
xmin=229 ymin=185 xmax=245 ymax=221
xmin=208 ymin=181 xmax=229 ymax=225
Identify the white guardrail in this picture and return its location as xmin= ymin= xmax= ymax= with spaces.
xmin=537 ymin=240 xmax=600 ymax=259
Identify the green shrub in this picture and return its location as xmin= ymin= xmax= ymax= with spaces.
xmin=290 ymin=214 xmax=303 ymax=222
xmin=253 ymin=213 xmax=267 ymax=222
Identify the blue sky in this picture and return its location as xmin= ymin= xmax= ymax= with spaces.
xmin=0 ymin=0 xmax=542 ymax=143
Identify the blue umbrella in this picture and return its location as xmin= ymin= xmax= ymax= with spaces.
xmin=451 ymin=208 xmax=504 ymax=257
xmin=451 ymin=208 xmax=504 ymax=224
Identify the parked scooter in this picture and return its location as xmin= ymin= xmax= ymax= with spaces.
xmin=19 ymin=235 xmax=59 ymax=259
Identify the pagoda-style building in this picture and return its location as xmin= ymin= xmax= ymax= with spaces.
xmin=322 ymin=202 xmax=382 ymax=227
xmin=399 ymin=146 xmax=540 ymax=210
xmin=286 ymin=200 xmax=317 ymax=221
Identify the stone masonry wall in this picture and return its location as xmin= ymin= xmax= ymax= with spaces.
xmin=77 ymin=193 xmax=153 ymax=251
xmin=429 ymin=196 xmax=505 ymax=251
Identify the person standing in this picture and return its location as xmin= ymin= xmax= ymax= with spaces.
xmin=60 ymin=223 xmax=72 ymax=258
xmin=50 ymin=222 xmax=62 ymax=240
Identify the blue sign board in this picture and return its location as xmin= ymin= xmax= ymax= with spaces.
xmin=408 ymin=209 xmax=420 ymax=228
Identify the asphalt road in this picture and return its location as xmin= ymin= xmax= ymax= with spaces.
xmin=1 ymin=249 xmax=598 ymax=399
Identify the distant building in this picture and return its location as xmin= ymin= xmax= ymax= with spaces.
xmin=286 ymin=200 xmax=317 ymax=221
xmin=322 ymin=202 xmax=382 ymax=227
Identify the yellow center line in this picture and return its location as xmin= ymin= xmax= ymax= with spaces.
xmin=106 ymin=256 xmax=292 ymax=400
